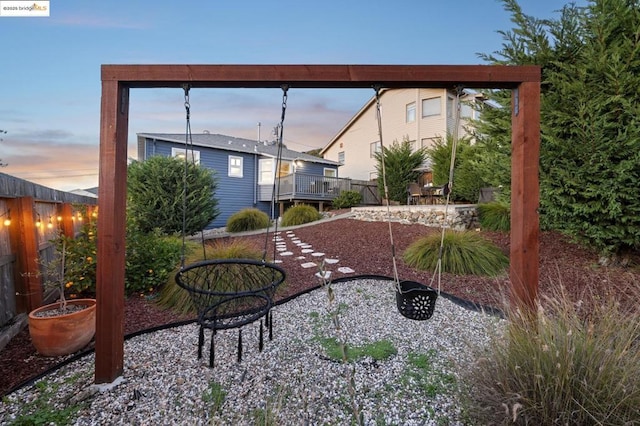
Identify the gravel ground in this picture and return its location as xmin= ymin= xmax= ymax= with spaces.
xmin=0 ymin=279 xmax=503 ymax=425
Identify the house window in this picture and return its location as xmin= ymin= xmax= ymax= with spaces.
xmin=259 ymin=159 xmax=291 ymax=184
xmin=338 ymin=151 xmax=345 ymax=164
xmin=422 ymin=97 xmax=441 ymax=117
xmin=258 ymin=158 xmax=274 ymax=184
xmin=369 ymin=171 xmax=378 ymax=181
xmin=447 ymin=95 xmax=455 ymax=118
xmin=324 ymin=168 xmax=336 ymax=178
xmin=421 ymin=137 xmax=437 ymax=149
xmin=406 ymin=102 xmax=416 ymax=123
xmin=370 ymin=141 xmax=381 ymax=158
xmin=461 ymin=102 xmax=474 ymax=119
xmin=228 ymin=155 xmax=243 ymax=178
xmin=171 ymin=147 xmax=200 ymax=165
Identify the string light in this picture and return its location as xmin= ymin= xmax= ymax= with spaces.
xmin=47 ymin=216 xmax=54 ymax=229
xmin=1 ymin=209 xmax=10 ymax=226
xmin=35 ymin=213 xmax=42 ymax=228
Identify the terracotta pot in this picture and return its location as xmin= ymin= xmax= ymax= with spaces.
xmin=28 ymin=298 xmax=97 ymax=357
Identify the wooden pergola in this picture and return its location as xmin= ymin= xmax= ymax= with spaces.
xmin=97 ymin=64 xmax=540 ymax=384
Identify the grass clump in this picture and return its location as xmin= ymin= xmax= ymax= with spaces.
xmin=8 ymin=379 xmax=84 ymax=426
xmin=202 ymin=380 xmax=227 ymax=415
xmin=332 ymin=190 xmax=362 ymax=209
xmin=403 ymin=230 xmax=508 ymax=276
xmin=280 ymin=204 xmax=322 ymax=227
xmin=155 ymin=239 xmax=263 ymax=315
xmin=462 ymin=283 xmax=640 ymax=425
xmin=226 ymin=208 xmax=270 ymax=233
xmin=477 ymin=201 xmax=510 ymax=232
xmin=400 ymin=350 xmax=457 ymax=398
xmin=320 ymin=337 xmax=397 ymax=362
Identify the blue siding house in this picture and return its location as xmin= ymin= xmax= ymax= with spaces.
xmin=137 ymin=133 xmax=347 ymax=228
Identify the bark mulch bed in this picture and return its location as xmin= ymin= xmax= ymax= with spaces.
xmin=1 ymin=217 xmax=637 ymax=396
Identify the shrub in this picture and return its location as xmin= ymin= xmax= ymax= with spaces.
xmin=226 ymin=208 xmax=270 ymax=233
xmin=331 ymin=190 xmax=362 ymax=209
xmin=463 ymin=283 xmax=640 ymax=425
xmin=403 ymin=230 xmax=508 ymax=276
xmin=127 ymin=155 xmax=219 ymax=235
xmin=155 ymin=239 xmax=264 ymax=315
xmin=49 ymin=219 xmax=183 ymax=297
xmin=374 ymin=139 xmax=427 ymax=203
xmin=477 ymin=202 xmax=510 ymax=232
xmin=280 ymin=204 xmax=322 ymax=227
xmin=125 ymin=228 xmax=183 ymax=295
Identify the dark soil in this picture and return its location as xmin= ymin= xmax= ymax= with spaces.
xmin=1 ymin=217 xmax=637 ymax=397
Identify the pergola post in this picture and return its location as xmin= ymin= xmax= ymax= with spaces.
xmin=96 ymin=80 xmax=129 ymax=384
xmin=96 ymin=64 xmax=541 ymax=384
xmin=510 ymin=81 xmax=541 ymax=312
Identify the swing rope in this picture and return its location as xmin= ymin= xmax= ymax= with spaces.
xmin=428 ymin=85 xmax=464 ymax=294
xmin=373 ymin=86 xmax=401 ymax=293
xmin=262 ymin=85 xmax=289 ymax=263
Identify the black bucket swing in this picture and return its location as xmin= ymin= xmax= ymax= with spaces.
xmin=174 ymin=85 xmax=288 ymax=367
xmin=374 ymin=85 xmax=464 ymax=321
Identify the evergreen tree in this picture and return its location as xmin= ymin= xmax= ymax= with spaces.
xmin=477 ymin=0 xmax=640 ymax=258
xmin=127 ymin=155 xmax=219 ymax=235
xmin=374 ymin=139 xmax=426 ymax=204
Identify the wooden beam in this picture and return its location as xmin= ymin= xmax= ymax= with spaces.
xmin=57 ymin=203 xmax=74 ymax=238
xmin=510 ymin=81 xmax=541 ymax=311
xmin=97 ymin=63 xmax=541 ymax=385
xmin=8 ymin=197 xmax=42 ymax=313
xmin=101 ymin=64 xmax=541 ymax=89
xmin=95 ymin=80 xmax=129 ymax=384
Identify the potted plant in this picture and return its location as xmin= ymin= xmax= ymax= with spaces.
xmin=28 ymin=234 xmax=97 ymax=357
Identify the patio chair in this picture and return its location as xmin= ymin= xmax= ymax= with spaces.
xmin=407 ymin=182 xmax=422 ymax=205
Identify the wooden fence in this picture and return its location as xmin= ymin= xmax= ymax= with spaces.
xmin=350 ymin=179 xmax=381 ymax=205
xmin=0 ymin=172 xmax=97 ymax=333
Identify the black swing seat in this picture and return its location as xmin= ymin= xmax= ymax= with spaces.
xmin=175 ymin=258 xmax=286 ymax=366
xmin=396 ymin=280 xmax=438 ymax=321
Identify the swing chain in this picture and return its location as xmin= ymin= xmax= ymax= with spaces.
xmin=183 ymin=84 xmax=191 ymax=120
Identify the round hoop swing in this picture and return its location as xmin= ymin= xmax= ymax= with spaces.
xmin=174 ymin=85 xmax=288 ymax=367
xmin=374 ymin=85 xmax=464 ymax=321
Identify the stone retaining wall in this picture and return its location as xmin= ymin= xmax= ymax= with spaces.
xmin=351 ymin=205 xmax=479 ymax=231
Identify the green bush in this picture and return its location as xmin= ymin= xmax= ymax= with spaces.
xmin=428 ymin=135 xmax=487 ymax=203
xmin=48 ymin=219 xmax=182 ymax=297
xmin=477 ymin=202 xmax=511 ymax=232
xmin=331 ymin=190 xmax=362 ymax=209
xmin=127 ymin=155 xmax=219 ymax=235
xmin=403 ymin=230 xmax=508 ymax=276
xmin=463 ymin=283 xmax=640 ymax=425
xmin=155 ymin=239 xmax=264 ymax=315
xmin=280 ymin=204 xmax=322 ymax=227
xmin=125 ymin=228 xmax=183 ymax=295
xmin=226 ymin=208 xmax=270 ymax=233
xmin=374 ymin=139 xmax=427 ymax=204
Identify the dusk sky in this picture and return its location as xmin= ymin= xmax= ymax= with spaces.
xmin=0 ymin=0 xmax=585 ymax=191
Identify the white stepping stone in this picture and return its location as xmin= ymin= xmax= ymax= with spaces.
xmin=295 ymin=256 xmax=306 ymax=260
xmin=301 ymin=249 xmax=314 ymax=253
xmin=301 ymin=262 xmax=317 ymax=269
xmin=324 ymin=258 xmax=339 ymax=264
xmin=273 ymin=259 xmax=283 ymax=264
xmin=337 ymin=267 xmax=355 ymax=274
xmin=315 ymin=271 xmax=332 ymax=280
xmin=299 ymin=244 xmax=312 ymax=249
xmin=279 ymin=251 xmax=293 ymax=256
xmin=291 ymin=239 xmax=301 ymax=244
xmin=311 ymin=252 xmax=325 ymax=257
xmin=276 ymin=247 xmax=287 ymax=252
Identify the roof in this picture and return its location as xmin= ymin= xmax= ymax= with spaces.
xmin=138 ymin=133 xmax=339 ymax=166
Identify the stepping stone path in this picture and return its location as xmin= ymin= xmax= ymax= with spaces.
xmin=273 ymin=231 xmax=356 ymax=279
